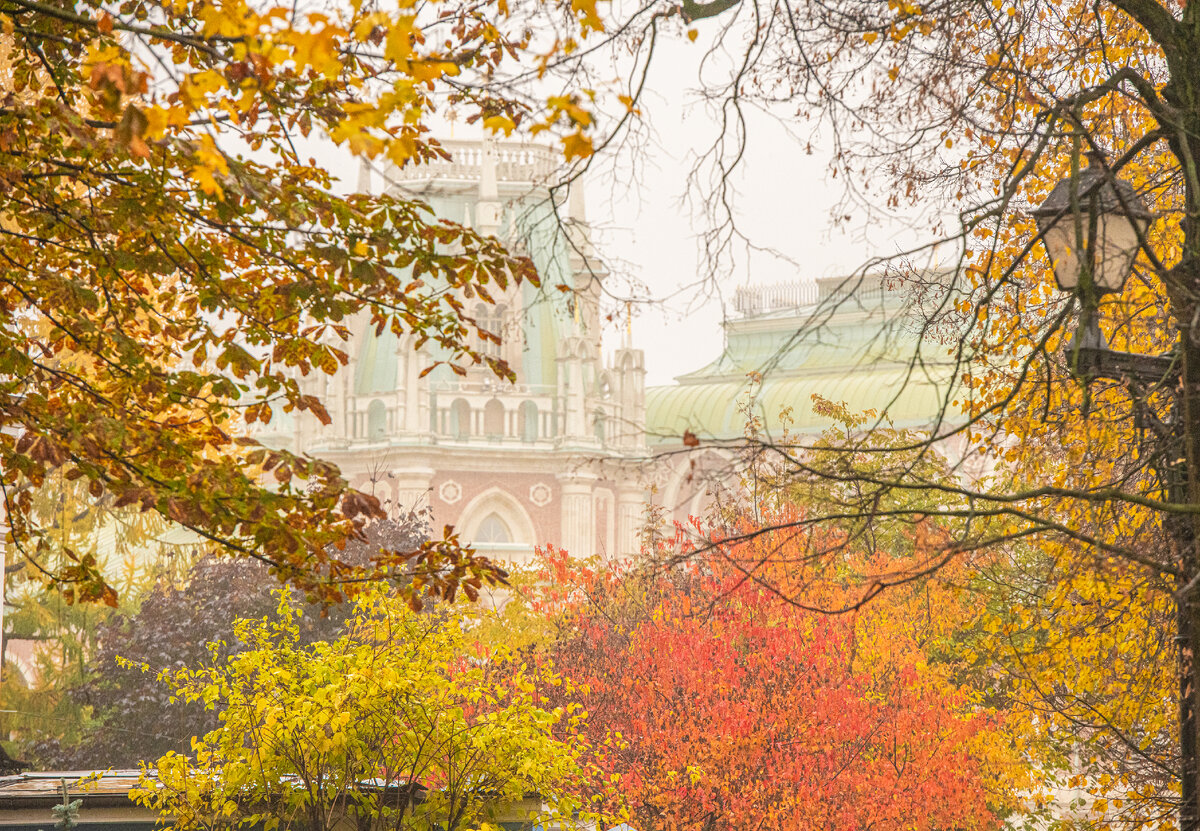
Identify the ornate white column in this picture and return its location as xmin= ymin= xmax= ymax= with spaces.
xmin=614 ymin=346 xmax=646 ymax=449
xmin=330 ymin=332 xmax=351 ymax=444
xmin=557 ymin=471 xmax=597 ymax=558
xmin=393 ymin=468 xmax=434 ymax=515
xmin=476 ymin=138 xmax=501 ymax=235
xmin=403 ymin=348 xmax=427 ymax=435
xmin=616 ymin=482 xmax=646 ymax=558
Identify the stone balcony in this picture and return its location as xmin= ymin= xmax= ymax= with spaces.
xmin=386 ymin=140 xmax=559 ymax=188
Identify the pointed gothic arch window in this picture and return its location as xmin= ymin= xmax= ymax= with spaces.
xmin=475 ymin=513 xmax=512 ymax=544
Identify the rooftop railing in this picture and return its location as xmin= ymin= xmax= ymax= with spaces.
xmin=732 ymin=281 xmax=820 ymax=315
xmin=387 ymin=140 xmax=559 ymax=185
xmin=733 ymin=275 xmax=910 ymax=318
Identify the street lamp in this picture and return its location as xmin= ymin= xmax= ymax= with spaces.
xmin=1033 ymin=149 xmax=1152 ymax=297
xmin=1033 ymin=149 xmax=1167 ymax=378
xmin=1032 ymin=150 xmax=1196 ymax=830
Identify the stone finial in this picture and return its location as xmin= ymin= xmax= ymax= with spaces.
xmin=568 ymin=180 xmax=586 ymax=223
xmin=357 ymin=159 xmax=372 ymax=194
xmin=476 ymin=138 xmax=501 ymax=236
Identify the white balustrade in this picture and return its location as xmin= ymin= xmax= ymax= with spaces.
xmin=733 ymin=281 xmax=819 ymax=315
xmin=388 ymin=140 xmax=559 ymax=185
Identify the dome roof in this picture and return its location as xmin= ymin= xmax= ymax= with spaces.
xmin=646 ymin=367 xmax=949 ymax=442
xmin=646 ymin=276 xmax=958 ymax=443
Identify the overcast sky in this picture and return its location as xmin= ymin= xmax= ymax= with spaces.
xmin=585 ymin=35 xmax=939 ymax=386
xmin=304 ymin=31 xmax=942 ymax=388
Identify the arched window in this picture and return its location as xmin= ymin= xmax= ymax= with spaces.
xmin=475 ymin=513 xmax=512 ymax=544
xmin=367 ymin=399 xmax=387 ymax=440
xmin=483 ymin=399 xmax=505 ymax=437
xmin=450 ymin=398 xmax=471 ymax=440
xmin=600 ymin=373 xmax=613 ymax=400
xmin=475 ymin=303 xmax=508 ymax=359
xmin=593 ymin=408 xmax=606 ymax=444
xmin=518 ymin=401 xmax=539 ymax=443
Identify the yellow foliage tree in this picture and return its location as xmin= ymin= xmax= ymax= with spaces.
xmin=0 ymin=0 xmax=614 ymax=604
xmin=133 ymin=588 xmax=616 ymax=831
xmin=506 ymin=0 xmax=1200 ymax=826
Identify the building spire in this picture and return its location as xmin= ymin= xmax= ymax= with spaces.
xmin=357 ymin=159 xmax=372 ymax=194
xmin=476 ymin=138 xmax=501 ymax=236
xmin=480 ymin=138 xmax=498 ymax=202
xmin=568 ymin=180 xmax=586 ymax=224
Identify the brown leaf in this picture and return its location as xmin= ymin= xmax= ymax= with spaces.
xmin=116 ymin=104 xmax=151 ymax=158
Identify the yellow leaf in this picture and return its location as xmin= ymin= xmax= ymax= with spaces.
xmin=144 ymin=105 xmax=170 ymax=140
xmin=191 ymin=134 xmax=229 ymax=197
xmin=383 ymin=16 xmax=417 ymax=61
xmin=191 ymin=166 xmax=224 ymax=198
xmin=408 ymin=60 xmax=458 ymax=84
xmin=562 ymin=131 xmax=593 ymax=161
xmin=570 ymin=0 xmax=605 ymax=32
xmin=484 ymin=114 xmax=516 ymax=136
xmin=385 ymin=135 xmax=417 ymax=165
xmin=687 ymin=28 xmax=698 ymax=41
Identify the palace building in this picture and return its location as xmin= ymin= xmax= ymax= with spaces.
xmin=253 ymin=140 xmax=957 ymax=558
xmin=254 ymin=140 xmax=649 ymax=564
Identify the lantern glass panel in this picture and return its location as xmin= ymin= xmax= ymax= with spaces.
xmin=1039 ymin=217 xmax=1080 ymax=291
xmin=1094 ymin=212 xmax=1146 ymax=292
xmin=1037 ymin=210 xmax=1146 ymax=294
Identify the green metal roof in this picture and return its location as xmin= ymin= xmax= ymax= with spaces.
xmin=645 ymin=277 xmax=956 ymax=443
xmin=646 ymin=367 xmax=948 ymax=442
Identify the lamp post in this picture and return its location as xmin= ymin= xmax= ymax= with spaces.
xmin=1033 ymin=150 xmax=1164 ymax=374
xmin=1033 ymin=150 xmax=1196 ymax=829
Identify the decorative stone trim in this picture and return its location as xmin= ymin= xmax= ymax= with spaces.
xmin=529 ymin=482 xmax=553 ymax=507
xmin=438 ymin=479 xmax=463 ymax=504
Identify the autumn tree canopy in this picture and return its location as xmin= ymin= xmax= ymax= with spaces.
xmin=528 ymin=518 xmax=1027 ymax=831
xmin=8 ymin=0 xmax=1199 ymax=821
xmin=502 ymin=0 xmax=1200 ymax=825
xmin=0 ymin=0 xmax=616 ymax=605
xmin=134 ymin=587 xmax=614 ymax=831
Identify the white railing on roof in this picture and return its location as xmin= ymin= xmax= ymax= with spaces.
xmin=816 ymin=274 xmax=891 ymax=305
xmin=388 ymin=140 xmax=559 ymax=184
xmin=733 ymin=281 xmax=819 ymax=316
